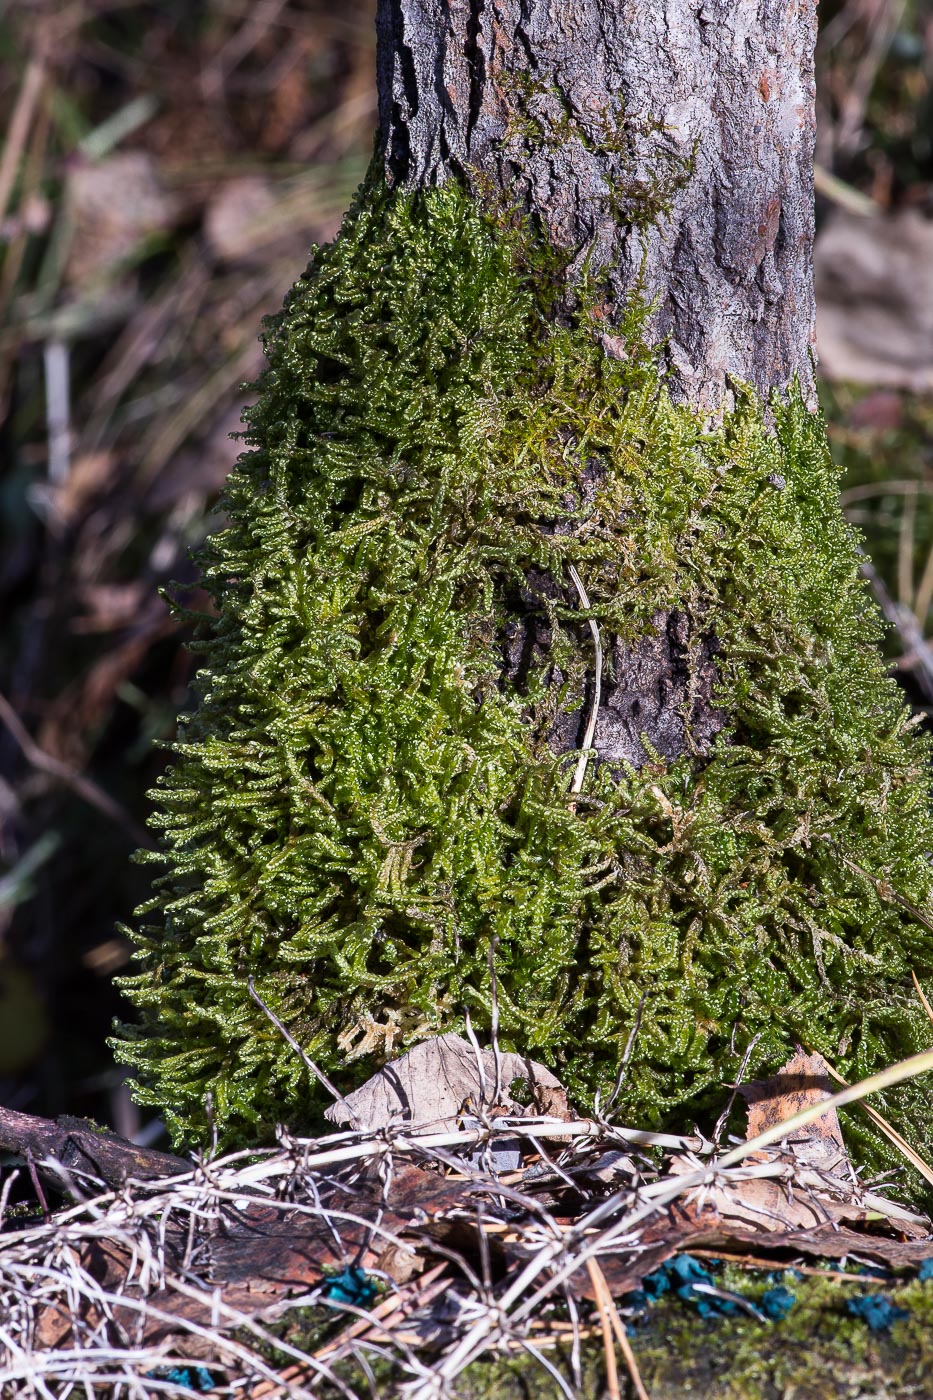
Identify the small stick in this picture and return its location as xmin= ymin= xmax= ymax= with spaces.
xmin=816 ymin=1050 xmax=933 ymax=1191
xmin=857 ymin=558 xmax=933 ymax=703
xmin=462 ymin=1007 xmax=491 ymax=1109
xmin=717 ymin=1044 xmax=933 ymax=1169
xmin=44 ymin=339 xmax=71 ymax=485
xmin=248 ymin=978 xmax=362 ymax=1130
xmin=587 ymin=1257 xmax=651 ymax=1400
xmin=586 ymin=1258 xmax=621 ymax=1400
xmin=312 ymin=1263 xmax=449 ymax=1364
xmin=687 ymin=1249 xmax=881 ymax=1283
xmin=0 ymin=1166 xmax=19 ymax=1230
xmin=0 ymin=691 xmax=144 ymax=840
xmin=516 ymin=1337 xmax=578 ymax=1400
xmin=25 ymin=1149 xmax=50 ymax=1222
xmin=691 ymin=1282 xmax=766 ymax=1321
xmin=488 ymin=939 xmax=503 ymax=1105
xmin=230 ymin=1118 xmax=699 ymax=1183
xmin=604 ymin=992 xmax=648 ymax=1113
xmin=0 ymin=52 xmax=45 ymax=226
xmin=567 ymin=564 xmax=602 ymax=794
xmin=710 ymin=1031 xmax=763 ymax=1148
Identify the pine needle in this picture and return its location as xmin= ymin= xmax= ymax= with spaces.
xmin=912 ymin=968 xmax=933 ymax=1026
xmin=586 ymin=1258 xmax=622 ymax=1400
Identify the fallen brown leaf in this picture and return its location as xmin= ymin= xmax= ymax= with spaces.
xmin=324 ymin=1032 xmax=570 ymax=1132
xmin=741 ymin=1050 xmax=849 ymax=1173
xmin=661 ymin=1050 xmax=860 ymax=1235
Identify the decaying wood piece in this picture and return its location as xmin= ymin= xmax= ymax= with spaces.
xmin=32 ymin=1161 xmax=460 ymax=1349
xmin=0 ymin=1103 xmax=188 ymax=1190
xmin=377 ymin=0 xmax=817 ymax=416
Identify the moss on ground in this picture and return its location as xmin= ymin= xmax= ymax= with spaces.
xmin=241 ymin=1270 xmax=933 ymax=1398
xmin=450 ymin=1273 xmax=933 ymax=1400
xmin=113 ymin=180 xmax=933 ymax=1157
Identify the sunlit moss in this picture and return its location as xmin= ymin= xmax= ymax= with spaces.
xmin=112 ymin=182 xmax=933 ymax=1157
xmin=452 ymin=1272 xmax=933 ymax=1399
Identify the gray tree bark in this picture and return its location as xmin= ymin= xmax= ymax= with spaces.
xmin=376 ymin=0 xmax=817 ymax=419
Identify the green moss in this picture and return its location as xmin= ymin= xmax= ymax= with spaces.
xmin=113 ymin=181 xmax=933 ymax=1156
xmin=449 ymin=1273 xmax=933 ymax=1399
xmin=232 ymin=1270 xmax=933 ymax=1398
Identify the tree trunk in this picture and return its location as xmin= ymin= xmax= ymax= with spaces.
xmin=376 ymin=0 xmax=818 ymax=416
xmin=374 ymin=0 xmax=819 ymax=772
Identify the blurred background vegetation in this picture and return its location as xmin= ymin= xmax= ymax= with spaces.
xmin=0 ymin=0 xmax=931 ymax=1148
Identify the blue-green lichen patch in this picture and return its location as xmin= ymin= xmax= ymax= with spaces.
xmin=113 ymin=182 xmax=933 ymax=1157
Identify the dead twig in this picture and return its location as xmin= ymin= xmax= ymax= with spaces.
xmin=567 ymin=563 xmax=602 ymax=794
xmin=0 ymin=50 xmax=46 ymax=226
xmin=586 ymin=1258 xmax=622 ymax=1400
xmin=4 ymin=1042 xmax=933 ymax=1397
xmin=860 ymin=535 xmax=933 ymax=703
xmin=0 ymin=691 xmax=145 ymax=840
xmin=0 ymin=1103 xmax=189 ymax=1192
xmin=816 ymin=1054 xmax=933 ymax=1191
xmin=835 ymin=0 xmax=907 ymax=157
xmin=589 ymin=1258 xmax=652 ymax=1400
xmin=248 ymin=977 xmax=363 ymax=1130
xmin=912 ymin=969 xmax=933 ymax=1026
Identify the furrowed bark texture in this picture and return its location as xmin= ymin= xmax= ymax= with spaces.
xmin=376 ymin=0 xmax=817 ymax=418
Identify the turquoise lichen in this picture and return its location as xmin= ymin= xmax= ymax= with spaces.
xmin=113 ymin=181 xmax=933 ymax=1158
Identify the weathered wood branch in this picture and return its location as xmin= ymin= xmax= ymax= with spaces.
xmin=377 ymin=0 xmax=817 ymax=416
xmin=0 ymin=1104 xmax=188 ymax=1191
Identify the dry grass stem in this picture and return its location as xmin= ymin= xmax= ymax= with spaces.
xmin=912 ymin=969 xmax=933 ymax=1026
xmin=586 ymin=1258 xmax=651 ymax=1400
xmin=587 ymin=1258 xmax=622 ymax=1400
xmin=818 ymin=1052 xmax=933 ymax=1190
xmin=0 ymin=51 xmax=46 ymax=225
xmin=717 ymin=1045 xmax=933 ymax=1168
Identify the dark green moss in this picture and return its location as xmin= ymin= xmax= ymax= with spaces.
xmin=113 ymin=182 xmax=933 ymax=1157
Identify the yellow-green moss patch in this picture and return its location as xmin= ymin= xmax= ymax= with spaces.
xmin=114 ymin=182 xmax=933 ymax=1156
